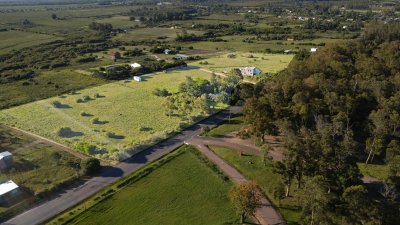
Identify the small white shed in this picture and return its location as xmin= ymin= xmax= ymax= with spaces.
xmin=0 ymin=151 xmax=13 ymax=170
xmin=310 ymin=48 xmax=318 ymax=53
xmin=130 ymin=63 xmax=141 ymax=69
xmin=133 ymin=76 xmax=142 ymax=82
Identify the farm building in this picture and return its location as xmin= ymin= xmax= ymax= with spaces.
xmin=133 ymin=76 xmax=142 ymax=82
xmin=0 ymin=180 xmax=19 ymax=204
xmin=239 ymin=67 xmax=262 ymax=77
xmin=175 ymin=54 xmax=189 ymax=60
xmin=111 ymin=52 xmax=121 ymax=61
xmin=130 ymin=63 xmax=141 ymax=69
xmin=310 ymin=48 xmax=318 ymax=53
xmin=164 ymin=49 xmax=172 ymax=55
xmin=0 ymin=151 xmax=13 ymax=170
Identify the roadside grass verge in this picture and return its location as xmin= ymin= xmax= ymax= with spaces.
xmin=47 ymin=145 xmax=238 ymax=225
xmin=205 ymin=115 xmax=244 ymax=137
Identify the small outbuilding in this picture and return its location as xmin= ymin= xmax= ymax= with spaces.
xmin=130 ymin=63 xmax=141 ymax=69
xmin=0 ymin=151 xmax=13 ymax=170
xmin=0 ymin=180 xmax=19 ymax=204
xmin=175 ymin=54 xmax=189 ymax=60
xmin=310 ymin=48 xmax=318 ymax=53
xmin=133 ymin=76 xmax=142 ymax=82
xmin=239 ymin=67 xmax=262 ymax=77
xmin=164 ymin=49 xmax=172 ymax=55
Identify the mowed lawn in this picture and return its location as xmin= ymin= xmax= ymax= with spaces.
xmin=190 ymin=52 xmax=294 ymax=74
xmin=0 ymin=69 xmax=211 ymax=160
xmin=57 ymin=150 xmax=237 ymax=225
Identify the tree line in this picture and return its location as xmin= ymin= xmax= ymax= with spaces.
xmin=241 ymin=22 xmax=400 ymax=225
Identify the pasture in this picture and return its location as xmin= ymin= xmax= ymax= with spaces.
xmin=113 ymin=27 xmax=204 ymax=42
xmin=191 ymin=52 xmax=294 ymax=74
xmin=0 ymin=69 xmax=212 ymax=160
xmin=0 ymin=69 xmax=107 ymax=110
xmin=0 ymin=30 xmax=61 ymax=54
xmin=47 ymin=146 xmax=237 ymax=225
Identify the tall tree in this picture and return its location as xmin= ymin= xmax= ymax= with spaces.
xmin=229 ymin=181 xmax=262 ymax=224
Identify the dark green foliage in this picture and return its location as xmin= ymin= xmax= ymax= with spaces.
xmin=123 ymin=48 xmax=144 ymax=57
xmin=88 ymin=22 xmax=113 ymax=33
xmin=80 ymin=158 xmax=101 ymax=175
xmin=153 ymin=88 xmax=171 ymax=97
xmin=242 ymin=22 xmax=400 ymax=224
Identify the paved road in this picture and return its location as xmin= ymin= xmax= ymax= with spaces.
xmin=3 ymin=106 xmax=242 ymax=225
xmin=187 ymin=138 xmax=285 ymax=225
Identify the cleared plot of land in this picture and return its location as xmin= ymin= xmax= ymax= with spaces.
xmin=0 ymin=70 xmax=107 ymax=110
xmin=0 ymin=30 xmax=61 ymax=54
xmin=209 ymin=145 xmax=301 ymax=225
xmin=48 ymin=148 xmax=237 ymax=225
xmin=191 ymin=52 xmax=294 ymax=74
xmin=0 ymin=125 xmax=81 ymax=194
xmin=0 ymin=69 xmax=211 ymax=160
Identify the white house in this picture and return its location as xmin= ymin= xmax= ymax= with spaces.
xmin=133 ymin=76 xmax=142 ymax=82
xmin=239 ymin=67 xmax=262 ymax=77
xmin=175 ymin=54 xmax=189 ymax=60
xmin=310 ymin=48 xmax=318 ymax=53
xmin=0 ymin=151 xmax=13 ymax=170
xmin=129 ymin=63 xmax=141 ymax=69
xmin=164 ymin=49 xmax=172 ymax=55
xmin=0 ymin=180 xmax=19 ymax=203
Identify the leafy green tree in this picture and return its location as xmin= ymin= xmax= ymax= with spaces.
xmin=229 ymin=181 xmax=261 ymax=224
xmin=342 ymin=185 xmax=380 ymax=225
xmin=80 ymin=158 xmax=102 ymax=175
xmin=299 ymin=176 xmax=333 ymax=225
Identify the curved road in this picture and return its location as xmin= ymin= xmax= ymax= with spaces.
xmin=187 ymin=137 xmax=286 ymax=225
xmin=3 ymin=106 xmax=242 ymax=225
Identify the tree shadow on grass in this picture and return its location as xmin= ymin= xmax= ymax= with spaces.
xmin=58 ymin=128 xmax=84 ymax=138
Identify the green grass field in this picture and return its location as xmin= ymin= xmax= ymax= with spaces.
xmin=0 ymin=125 xmax=81 ymax=194
xmin=48 ymin=146 xmax=237 ymax=225
xmin=205 ymin=115 xmax=244 ymax=137
xmin=0 ymin=69 xmax=212 ymax=160
xmin=191 ymin=52 xmax=294 ymax=74
xmin=0 ymin=69 xmax=107 ymax=110
xmin=0 ymin=30 xmax=61 ymax=54
xmin=209 ymin=145 xmax=301 ymax=225
xmin=357 ymin=163 xmax=389 ymax=181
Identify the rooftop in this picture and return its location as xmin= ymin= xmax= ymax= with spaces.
xmin=0 ymin=151 xmax=12 ymax=160
xmin=0 ymin=180 xmax=18 ymax=196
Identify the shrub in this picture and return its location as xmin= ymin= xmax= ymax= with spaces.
xmin=76 ymin=98 xmax=84 ymax=103
xmin=80 ymin=158 xmax=101 ymax=175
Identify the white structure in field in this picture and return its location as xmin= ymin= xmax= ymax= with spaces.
xmin=0 ymin=151 xmax=13 ymax=170
xmin=239 ymin=67 xmax=262 ymax=77
xmin=175 ymin=54 xmax=189 ymax=60
xmin=133 ymin=76 xmax=142 ymax=82
xmin=130 ymin=63 xmax=141 ymax=69
xmin=310 ymin=48 xmax=318 ymax=53
xmin=0 ymin=180 xmax=19 ymax=202
xmin=164 ymin=49 xmax=172 ymax=55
